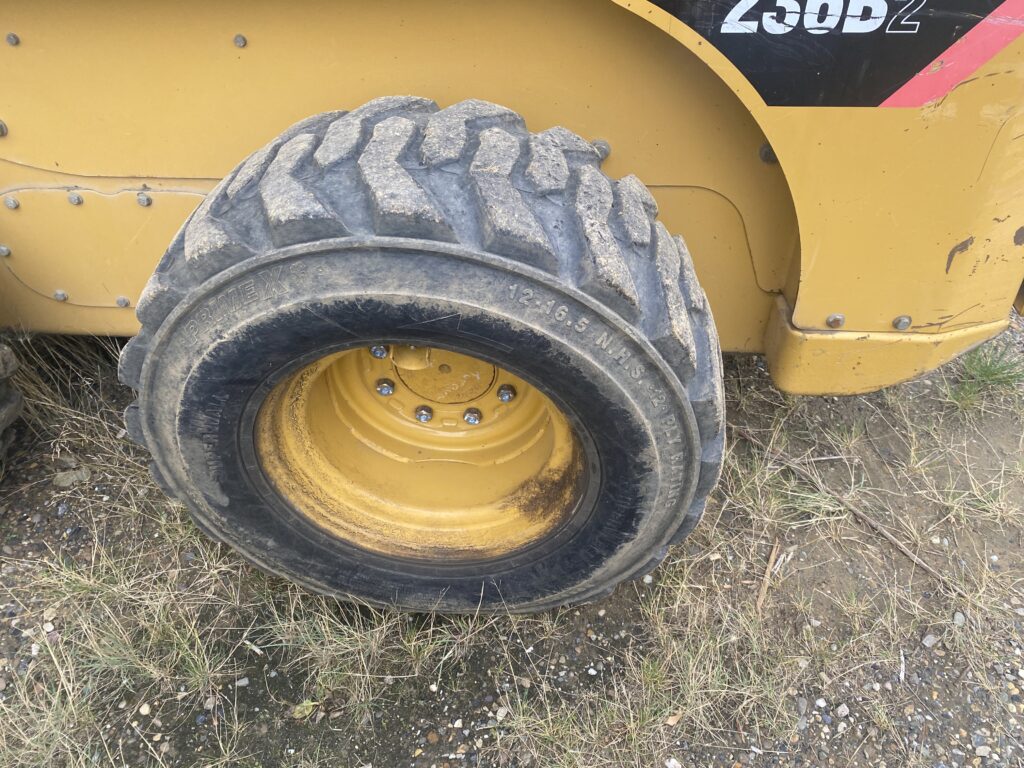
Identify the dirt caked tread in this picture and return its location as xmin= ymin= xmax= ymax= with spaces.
xmin=120 ymin=96 xmax=726 ymax=601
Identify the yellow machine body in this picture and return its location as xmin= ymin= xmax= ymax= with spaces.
xmin=1 ymin=0 xmax=1022 ymax=394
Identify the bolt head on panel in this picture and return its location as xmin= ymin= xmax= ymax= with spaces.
xmin=892 ymin=315 xmax=912 ymax=331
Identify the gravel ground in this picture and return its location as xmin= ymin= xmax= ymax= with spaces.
xmin=0 ymin=319 xmax=1022 ymax=767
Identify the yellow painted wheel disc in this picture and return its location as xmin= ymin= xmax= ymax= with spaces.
xmin=255 ymin=345 xmax=587 ymax=561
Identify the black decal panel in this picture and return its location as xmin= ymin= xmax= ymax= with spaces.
xmin=649 ymin=1 xmax=1002 ymax=106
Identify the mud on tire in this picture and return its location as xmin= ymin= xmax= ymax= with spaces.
xmin=119 ymin=97 xmax=725 ymax=612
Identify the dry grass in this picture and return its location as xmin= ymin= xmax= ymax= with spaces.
xmin=940 ymin=340 xmax=1024 ymax=412
xmin=1 ymin=331 xmax=1022 ymax=766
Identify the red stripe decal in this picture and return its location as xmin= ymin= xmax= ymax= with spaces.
xmin=882 ymin=0 xmax=1024 ymax=108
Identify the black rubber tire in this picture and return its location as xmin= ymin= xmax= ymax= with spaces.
xmin=118 ymin=97 xmax=725 ymax=613
xmin=0 ymin=343 xmax=23 ymax=471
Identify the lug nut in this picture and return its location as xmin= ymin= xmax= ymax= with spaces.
xmin=68 ymin=192 xmax=83 ymax=206
xmin=369 ymin=344 xmax=389 ymax=359
xmin=0 ymin=244 xmax=10 ymax=257
xmin=414 ymin=405 xmax=433 ymax=423
xmin=116 ymin=296 xmax=130 ymax=308
xmin=892 ymin=315 xmax=912 ymax=331
xmin=6 ymin=33 xmax=19 ymax=47
xmin=497 ymin=384 xmax=517 ymax=403
xmin=136 ymin=192 xmax=152 ymax=207
xmin=375 ymin=378 xmax=395 ymax=396
xmin=53 ymin=290 xmax=68 ymax=302
xmin=463 ymin=408 xmax=482 ymax=425
xmin=825 ymin=313 xmax=845 ymax=329
xmin=4 ymin=196 xmax=19 ymax=210
xmin=233 ymin=34 xmax=247 ymax=48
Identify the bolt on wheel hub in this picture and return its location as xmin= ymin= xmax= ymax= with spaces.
xmin=254 ymin=345 xmax=587 ymax=560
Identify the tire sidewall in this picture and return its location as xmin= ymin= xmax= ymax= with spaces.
xmin=141 ymin=238 xmax=701 ymax=611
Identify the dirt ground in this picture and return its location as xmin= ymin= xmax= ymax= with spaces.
xmin=1 ymin=315 xmax=1022 ymax=768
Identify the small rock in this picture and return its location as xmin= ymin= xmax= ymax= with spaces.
xmin=815 ymin=698 xmax=827 ymax=708
xmin=235 ymin=677 xmax=249 ymax=688
xmin=52 ymin=467 xmax=91 ymax=488
xmin=642 ymin=574 xmax=653 ymax=585
xmin=56 ymin=453 xmax=79 ymax=469
xmin=836 ymin=703 xmax=850 ymax=718
xmin=139 ymin=703 xmax=151 ymax=716
xmin=922 ymin=634 xmax=939 ymax=649
xmin=666 ymin=759 xmax=682 ymax=768
xmin=975 ymin=746 xmax=991 ymax=757
xmin=495 ymin=707 xmax=508 ymax=722
xmin=953 ymin=611 xmax=966 ymax=627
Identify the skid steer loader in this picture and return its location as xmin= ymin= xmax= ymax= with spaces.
xmin=1 ymin=0 xmax=1022 ymax=611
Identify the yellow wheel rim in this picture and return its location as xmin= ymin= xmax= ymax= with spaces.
xmin=254 ymin=345 xmax=586 ymax=560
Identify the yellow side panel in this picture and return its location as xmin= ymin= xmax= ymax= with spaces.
xmin=764 ymin=297 xmax=1009 ymax=396
xmin=0 ymin=187 xmax=203 ymax=306
xmin=775 ymin=91 xmax=1024 ymax=335
xmin=618 ymin=1 xmax=1024 ymax=335
xmin=0 ymin=0 xmax=1021 ymax=395
xmin=0 ymin=0 xmax=796 ymax=351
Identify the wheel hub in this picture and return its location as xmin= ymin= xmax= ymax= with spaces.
xmin=254 ymin=345 xmax=587 ymax=560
